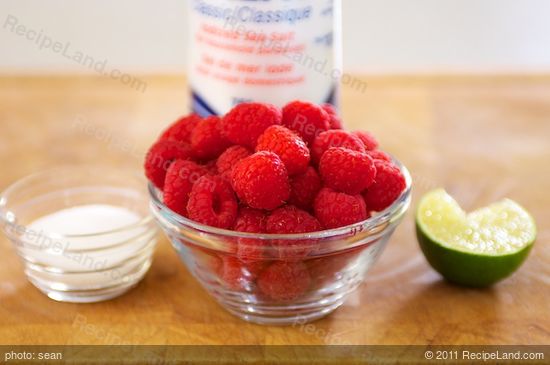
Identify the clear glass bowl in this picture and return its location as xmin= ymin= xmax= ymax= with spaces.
xmin=0 ymin=166 xmax=158 ymax=303
xmin=150 ymin=160 xmax=411 ymax=325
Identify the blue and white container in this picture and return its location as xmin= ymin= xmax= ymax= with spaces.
xmin=188 ymin=0 xmax=342 ymax=116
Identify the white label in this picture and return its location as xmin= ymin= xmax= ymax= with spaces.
xmin=188 ymin=0 xmax=341 ymax=115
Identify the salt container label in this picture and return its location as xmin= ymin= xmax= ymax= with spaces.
xmin=189 ymin=0 xmax=341 ymax=116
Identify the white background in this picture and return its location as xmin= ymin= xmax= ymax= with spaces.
xmin=2 ymin=0 xmax=550 ymax=74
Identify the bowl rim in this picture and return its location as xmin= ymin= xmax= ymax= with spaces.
xmin=0 ymin=165 xmax=154 ymax=239
xmin=149 ymin=157 xmax=412 ymax=240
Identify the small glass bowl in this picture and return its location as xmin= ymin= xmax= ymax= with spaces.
xmin=0 ymin=166 xmax=158 ymax=303
xmin=150 ymin=159 xmax=412 ymax=325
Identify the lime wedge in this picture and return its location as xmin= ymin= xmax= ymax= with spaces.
xmin=416 ymin=189 xmax=536 ymax=287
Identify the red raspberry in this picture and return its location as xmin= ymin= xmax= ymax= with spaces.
xmin=307 ymin=247 xmax=364 ymax=288
xmin=144 ymin=140 xmax=194 ymax=189
xmin=266 ymin=205 xmax=322 ymax=234
xmin=233 ymin=207 xmax=268 ymax=261
xmin=221 ymin=102 xmax=282 ymax=148
xmin=163 ymin=160 xmax=209 ymax=217
xmin=266 ymin=205 xmax=322 ymax=259
xmin=314 ymin=188 xmax=368 ymax=229
xmin=363 ymin=160 xmax=406 ymax=211
xmin=219 ymin=257 xmax=264 ymax=291
xmin=319 ymin=147 xmax=376 ymax=195
xmin=255 ymin=125 xmax=310 ymax=176
xmin=231 ymin=151 xmax=291 ymax=210
xmin=160 ymin=114 xmax=201 ymax=143
xmin=216 ymin=146 xmax=251 ymax=181
xmin=288 ymin=166 xmax=322 ymax=211
xmin=191 ymin=116 xmax=230 ymax=160
xmin=187 ymin=175 xmax=238 ymax=229
xmin=321 ymin=103 xmax=343 ymax=129
xmin=257 ymin=261 xmax=311 ymax=301
xmin=353 ymin=130 xmax=379 ymax=151
xmin=282 ymin=101 xmax=330 ymax=145
xmin=188 ymin=245 xmax=223 ymax=281
xmin=203 ymin=159 xmax=219 ymax=174
xmin=234 ymin=207 xmax=267 ymax=233
xmin=311 ymin=130 xmax=365 ymax=164
xmin=367 ymin=149 xmax=392 ymax=162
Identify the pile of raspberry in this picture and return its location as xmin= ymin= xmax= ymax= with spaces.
xmin=145 ymin=101 xmax=406 ymax=301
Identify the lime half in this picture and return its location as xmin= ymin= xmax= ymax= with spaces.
xmin=416 ymin=189 xmax=536 ymax=287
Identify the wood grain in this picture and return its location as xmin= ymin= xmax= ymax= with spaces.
xmin=0 ymin=75 xmax=549 ymax=345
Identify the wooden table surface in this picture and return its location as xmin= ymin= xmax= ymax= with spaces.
xmin=0 ymin=75 xmax=549 ymax=346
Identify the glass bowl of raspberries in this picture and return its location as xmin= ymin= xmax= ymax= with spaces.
xmin=146 ymin=101 xmax=412 ymax=325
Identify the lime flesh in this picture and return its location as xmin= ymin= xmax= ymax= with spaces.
xmin=416 ymin=189 xmax=536 ymax=287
